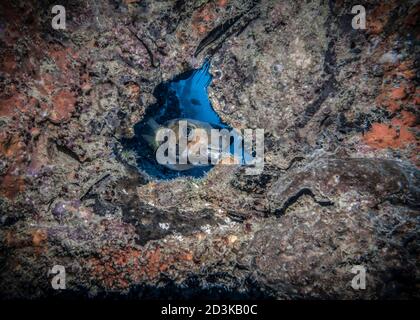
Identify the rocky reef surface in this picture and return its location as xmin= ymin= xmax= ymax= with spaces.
xmin=0 ymin=0 xmax=419 ymax=299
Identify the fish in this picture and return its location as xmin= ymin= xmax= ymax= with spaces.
xmin=142 ymin=117 xmax=243 ymax=171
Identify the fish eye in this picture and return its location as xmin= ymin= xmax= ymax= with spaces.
xmin=186 ymin=126 xmax=192 ymax=136
xmin=213 ymin=69 xmax=222 ymax=79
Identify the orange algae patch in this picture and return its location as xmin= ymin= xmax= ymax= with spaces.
xmin=363 ymin=123 xmax=416 ymax=149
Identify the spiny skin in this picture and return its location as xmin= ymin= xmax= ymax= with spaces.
xmin=149 ymin=118 xmax=244 ymax=171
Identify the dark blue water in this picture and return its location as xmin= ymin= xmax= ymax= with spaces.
xmin=121 ymin=60 xmax=231 ymax=180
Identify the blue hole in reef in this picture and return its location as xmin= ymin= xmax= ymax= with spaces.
xmin=121 ymin=60 xmax=233 ymax=180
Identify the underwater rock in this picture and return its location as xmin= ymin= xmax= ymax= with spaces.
xmin=268 ymin=158 xmax=420 ymax=214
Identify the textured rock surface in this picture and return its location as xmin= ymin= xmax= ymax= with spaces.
xmin=0 ymin=0 xmax=419 ymax=299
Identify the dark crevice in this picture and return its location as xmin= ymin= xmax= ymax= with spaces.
xmin=194 ymin=0 xmax=260 ymax=57
xmin=274 ymin=188 xmax=334 ymax=216
xmin=194 ymin=14 xmax=244 ymax=57
xmin=127 ymin=26 xmax=159 ymax=68
xmin=55 ymin=143 xmax=82 ymax=163
xmin=297 ymin=0 xmax=337 ymax=128
xmin=46 ymin=274 xmax=275 ymax=300
xmin=121 ymin=202 xmax=222 ymax=245
xmin=235 ymin=12 xmax=260 ymax=36
xmin=279 ymin=156 xmax=305 ymax=171
xmin=208 ymin=9 xmax=261 ymax=58
xmin=226 ymin=211 xmax=249 ymax=223
xmin=80 ymin=173 xmax=111 ymax=201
